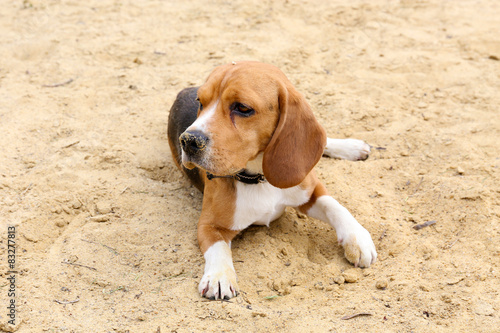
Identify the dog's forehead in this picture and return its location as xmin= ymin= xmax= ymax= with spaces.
xmin=200 ymin=62 xmax=286 ymax=100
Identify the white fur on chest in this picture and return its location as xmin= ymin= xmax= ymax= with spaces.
xmin=231 ymin=181 xmax=310 ymax=231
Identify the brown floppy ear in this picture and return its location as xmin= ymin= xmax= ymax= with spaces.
xmin=263 ymin=83 xmax=327 ymax=188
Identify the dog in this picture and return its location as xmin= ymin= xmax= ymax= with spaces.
xmin=167 ymin=61 xmax=377 ymax=300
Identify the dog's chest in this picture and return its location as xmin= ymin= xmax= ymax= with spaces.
xmin=231 ymin=181 xmax=310 ymax=231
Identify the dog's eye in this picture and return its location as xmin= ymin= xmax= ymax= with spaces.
xmin=196 ymin=97 xmax=203 ymax=111
xmin=231 ymin=102 xmax=255 ymax=117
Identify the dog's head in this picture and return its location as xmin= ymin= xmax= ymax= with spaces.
xmin=180 ymin=61 xmax=326 ymax=188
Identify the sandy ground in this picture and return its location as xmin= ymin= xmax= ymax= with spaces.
xmin=0 ymin=0 xmax=499 ymax=332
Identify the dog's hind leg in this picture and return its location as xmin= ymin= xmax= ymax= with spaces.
xmin=323 ymin=138 xmax=371 ymax=161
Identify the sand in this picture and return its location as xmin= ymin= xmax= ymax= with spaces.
xmin=0 ymin=0 xmax=499 ymax=332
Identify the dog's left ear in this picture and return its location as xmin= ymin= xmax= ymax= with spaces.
xmin=263 ymin=83 xmax=327 ymax=188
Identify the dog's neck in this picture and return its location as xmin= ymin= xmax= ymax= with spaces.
xmin=244 ymin=153 xmax=264 ymax=175
xmin=205 ymin=153 xmax=266 ymax=185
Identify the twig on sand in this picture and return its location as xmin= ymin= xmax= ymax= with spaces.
xmin=379 ymin=229 xmax=387 ymax=241
xmin=81 ymin=238 xmax=119 ymax=255
xmin=61 ymin=259 xmax=97 ymax=271
xmin=42 ymin=78 xmax=74 ymax=88
xmin=341 ymin=313 xmax=372 ymax=320
xmin=20 ymin=183 xmax=33 ymax=196
xmin=62 ymin=140 xmax=80 ymax=149
xmin=54 ymin=297 xmax=80 ymax=305
xmin=413 ymin=220 xmax=436 ymax=230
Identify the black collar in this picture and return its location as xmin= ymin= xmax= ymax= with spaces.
xmin=206 ymin=170 xmax=266 ymax=185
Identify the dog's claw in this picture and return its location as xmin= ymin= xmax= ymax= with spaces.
xmin=202 ymin=283 xmax=209 ymax=297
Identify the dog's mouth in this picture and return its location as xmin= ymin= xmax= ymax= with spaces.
xmin=181 ymin=150 xmax=202 ymax=170
xmin=181 ymin=150 xmax=239 ymax=177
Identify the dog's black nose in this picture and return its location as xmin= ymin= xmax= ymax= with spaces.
xmin=179 ymin=131 xmax=209 ymax=155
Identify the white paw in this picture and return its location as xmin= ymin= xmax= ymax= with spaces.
xmin=337 ymin=222 xmax=377 ymax=268
xmin=199 ymin=241 xmax=239 ymax=300
xmin=324 ymin=138 xmax=371 ymax=161
xmin=198 ymin=268 xmax=238 ymax=300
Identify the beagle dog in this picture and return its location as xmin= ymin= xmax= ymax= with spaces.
xmin=167 ymin=61 xmax=377 ymax=300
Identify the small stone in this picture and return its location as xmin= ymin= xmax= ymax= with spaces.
xmin=457 ymin=167 xmax=465 ymax=175
xmin=96 ymin=201 xmax=112 ymax=214
xmin=90 ymin=214 xmax=110 ymax=222
xmin=376 ymin=279 xmax=388 ymax=290
xmin=72 ymin=200 xmax=82 ymax=209
xmin=93 ymin=279 xmax=110 ymax=287
xmin=67 ymin=255 xmax=79 ymax=263
xmin=333 ymin=275 xmax=345 ymax=285
xmin=171 ymin=267 xmax=184 ymax=276
xmin=55 ymin=219 xmax=69 ymax=228
xmin=23 ymin=231 xmax=39 ymax=243
xmin=343 ymin=269 xmax=360 ymax=283
xmin=51 ymin=206 xmax=62 ymax=214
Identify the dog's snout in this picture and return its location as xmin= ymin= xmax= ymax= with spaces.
xmin=179 ymin=131 xmax=209 ymax=155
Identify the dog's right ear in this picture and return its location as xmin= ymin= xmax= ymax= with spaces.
xmin=262 ymin=82 xmax=326 ymax=189
xmin=167 ymin=87 xmax=205 ymax=192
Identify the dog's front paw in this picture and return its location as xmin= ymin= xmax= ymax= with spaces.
xmin=338 ymin=223 xmax=377 ymax=268
xmin=199 ymin=241 xmax=239 ymax=300
xmin=198 ymin=268 xmax=239 ymax=300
